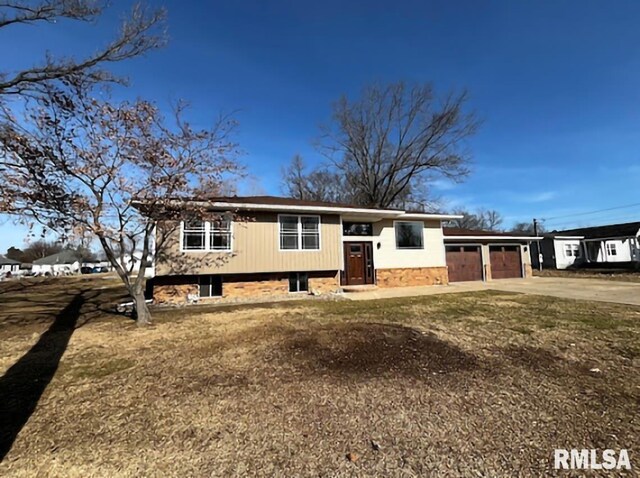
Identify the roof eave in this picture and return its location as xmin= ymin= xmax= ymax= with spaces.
xmin=444 ymin=235 xmax=542 ymax=241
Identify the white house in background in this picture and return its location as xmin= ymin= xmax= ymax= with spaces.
xmin=32 ymin=250 xmax=82 ymax=275
xmin=537 ymin=221 xmax=640 ymax=269
xmin=0 ymin=255 xmax=21 ymax=274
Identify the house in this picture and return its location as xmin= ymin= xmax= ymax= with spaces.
xmin=536 ymin=221 xmax=640 ymax=269
xmin=443 ymin=228 xmax=538 ymax=281
xmin=32 ymin=250 xmax=82 ymax=275
xmin=145 ymin=196 xmax=537 ymax=304
xmin=0 ymin=255 xmax=21 ymax=274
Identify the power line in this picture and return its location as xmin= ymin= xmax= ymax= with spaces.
xmin=542 ymin=202 xmax=640 ymax=222
xmin=542 ymin=211 xmax=640 ymax=231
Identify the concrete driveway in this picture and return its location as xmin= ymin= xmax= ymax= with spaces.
xmin=346 ymin=277 xmax=640 ymax=306
xmin=487 ymin=277 xmax=640 ymax=306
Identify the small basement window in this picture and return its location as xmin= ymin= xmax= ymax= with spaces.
xmin=289 ymin=272 xmax=309 ymax=293
xmin=199 ymin=275 xmax=223 ymax=298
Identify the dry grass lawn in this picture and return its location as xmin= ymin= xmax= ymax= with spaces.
xmin=534 ymin=267 xmax=640 ymax=283
xmin=0 ymin=277 xmax=639 ymax=476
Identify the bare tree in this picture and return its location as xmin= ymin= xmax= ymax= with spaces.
xmin=510 ymin=222 xmax=543 ymax=234
xmin=316 ymin=81 xmax=478 ymax=209
xmin=0 ymin=1 xmax=166 ymax=95
xmin=448 ymin=208 xmax=504 ymax=231
xmin=0 ymin=79 xmax=241 ymax=325
xmin=19 ymin=239 xmax=63 ymax=262
xmin=281 ymin=154 xmax=351 ymax=203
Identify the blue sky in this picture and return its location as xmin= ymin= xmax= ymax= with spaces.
xmin=1 ymin=0 xmax=640 ymax=251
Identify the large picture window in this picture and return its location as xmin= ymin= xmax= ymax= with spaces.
xmin=279 ymin=215 xmax=320 ymax=250
xmin=394 ymin=221 xmax=424 ymax=249
xmin=182 ymin=219 xmax=232 ymax=252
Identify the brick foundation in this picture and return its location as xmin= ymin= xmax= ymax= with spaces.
xmin=152 ymin=271 xmax=340 ymax=305
xmin=375 ymin=267 xmax=449 ymax=288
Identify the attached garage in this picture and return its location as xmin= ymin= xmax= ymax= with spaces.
xmin=443 ymin=227 xmax=539 ymax=282
xmin=489 ymin=245 xmax=522 ymax=279
xmin=445 ymin=245 xmax=483 ymax=282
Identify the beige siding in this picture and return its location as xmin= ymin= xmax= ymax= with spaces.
xmin=156 ymin=212 xmax=342 ymax=275
xmin=369 ymin=219 xmax=447 ymax=269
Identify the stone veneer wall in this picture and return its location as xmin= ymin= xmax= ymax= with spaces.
xmin=375 ymin=267 xmax=449 ymax=288
xmin=153 ymin=271 xmax=340 ymax=305
xmin=523 ymin=263 xmax=533 ymax=278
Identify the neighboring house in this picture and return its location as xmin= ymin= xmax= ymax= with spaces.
xmin=142 ymin=196 xmax=537 ymax=305
xmin=32 ymin=250 xmax=82 ymax=275
xmin=0 ymin=255 xmax=21 ymax=274
xmin=536 ymin=221 xmax=640 ymax=269
xmin=443 ymin=228 xmax=538 ymax=281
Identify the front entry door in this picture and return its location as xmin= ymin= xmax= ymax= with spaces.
xmin=344 ymin=242 xmax=374 ymax=285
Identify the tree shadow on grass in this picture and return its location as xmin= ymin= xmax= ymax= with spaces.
xmin=0 ymin=293 xmax=85 ymax=461
xmin=275 ymin=322 xmax=478 ymax=380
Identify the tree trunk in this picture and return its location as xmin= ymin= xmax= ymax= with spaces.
xmin=133 ymin=290 xmax=151 ymax=326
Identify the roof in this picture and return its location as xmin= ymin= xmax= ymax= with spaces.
xmin=443 ymin=227 xmax=538 ymax=238
xmin=203 ymin=195 xmax=404 ymax=211
xmin=33 ymin=250 xmax=81 ymax=265
xmin=0 ymin=254 xmax=20 ymax=265
xmin=551 ymin=221 xmax=640 ymax=240
xmin=133 ymin=195 xmax=461 ymax=221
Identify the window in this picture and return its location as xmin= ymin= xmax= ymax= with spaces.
xmin=343 ymin=222 xmax=373 ymax=236
xmin=199 ymin=275 xmax=222 ymax=298
xmin=183 ymin=220 xmax=206 ymax=250
xmin=564 ymin=244 xmax=581 ymax=257
xmin=606 ymin=243 xmax=617 ymax=256
xmin=289 ymin=272 xmax=309 ymax=292
xmin=210 ymin=219 xmax=231 ymax=250
xmin=182 ymin=219 xmax=232 ymax=251
xmin=394 ymin=221 xmax=424 ymax=249
xmin=279 ymin=215 xmax=320 ymax=250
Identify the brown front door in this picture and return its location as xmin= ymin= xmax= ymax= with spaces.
xmin=446 ymin=245 xmax=483 ymax=282
xmin=489 ymin=245 xmax=522 ymax=279
xmin=343 ymin=242 xmax=374 ymax=285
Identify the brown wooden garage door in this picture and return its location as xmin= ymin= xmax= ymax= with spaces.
xmin=446 ymin=245 xmax=483 ymax=282
xmin=489 ymin=245 xmax=522 ymax=279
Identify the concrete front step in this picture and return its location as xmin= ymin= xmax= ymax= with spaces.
xmin=341 ymin=284 xmax=379 ymax=293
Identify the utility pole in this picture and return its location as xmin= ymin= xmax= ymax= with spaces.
xmin=533 ymin=218 xmax=542 ymax=271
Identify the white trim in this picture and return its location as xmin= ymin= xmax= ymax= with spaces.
xmin=277 ymin=214 xmax=322 ymax=252
xmin=444 ymin=235 xmax=542 ymax=241
xmin=393 ymin=220 xmax=425 ymax=250
xmin=400 ymin=213 xmax=463 ymax=220
xmin=552 ymin=235 xmax=584 ymax=240
xmin=137 ymin=199 xmax=462 ymax=220
xmin=180 ymin=219 xmax=234 ymax=253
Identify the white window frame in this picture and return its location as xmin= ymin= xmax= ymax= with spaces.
xmin=180 ymin=219 xmax=233 ymax=253
xmin=606 ymin=243 xmax=617 ymax=256
xmin=393 ymin=220 xmax=425 ymax=250
xmin=564 ymin=243 xmax=581 ymax=257
xmin=278 ymin=214 xmax=321 ymax=251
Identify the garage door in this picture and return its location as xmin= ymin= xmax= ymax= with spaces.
xmin=446 ymin=245 xmax=483 ymax=282
xmin=489 ymin=246 xmax=522 ymax=279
